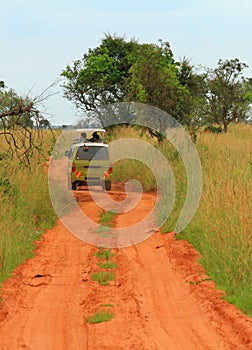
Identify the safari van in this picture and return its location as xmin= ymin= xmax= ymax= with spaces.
xmin=66 ymin=129 xmax=112 ymax=191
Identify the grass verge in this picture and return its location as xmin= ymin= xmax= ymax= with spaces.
xmin=177 ymin=124 xmax=252 ymax=316
xmin=94 ymin=248 xmax=115 ymax=261
xmin=0 ymin=161 xmax=56 ymax=284
xmin=108 ymin=124 xmax=252 ymax=317
xmin=86 ymin=310 xmax=114 ymax=324
xmin=98 ymin=261 xmax=117 ymax=269
xmin=91 ymin=271 xmax=115 ymax=285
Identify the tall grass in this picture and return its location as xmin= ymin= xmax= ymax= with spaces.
xmin=108 ymin=125 xmax=187 ymax=227
xmin=0 ymin=130 xmax=57 ymax=284
xmin=179 ymin=124 xmax=252 ymax=315
xmin=108 ymin=124 xmax=252 ymax=316
xmin=108 ymin=125 xmax=157 ymax=191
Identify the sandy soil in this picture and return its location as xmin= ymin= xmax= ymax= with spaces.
xmin=0 ymin=185 xmax=252 ymax=350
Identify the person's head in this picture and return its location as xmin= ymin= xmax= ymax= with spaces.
xmin=81 ymin=132 xmax=87 ymax=139
xmin=92 ymin=131 xmax=99 ymax=140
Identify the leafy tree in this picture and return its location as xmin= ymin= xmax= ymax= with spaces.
xmin=61 ymin=35 xmax=188 ymax=132
xmin=205 ymin=58 xmax=251 ymax=132
xmin=176 ymin=57 xmax=207 ymax=139
xmin=62 ymin=35 xmax=252 ymax=135
xmin=61 ymin=34 xmax=138 ymax=117
xmin=126 ymin=40 xmax=183 ymax=114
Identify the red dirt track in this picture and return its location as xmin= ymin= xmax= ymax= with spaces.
xmin=0 ymin=186 xmax=252 ymax=349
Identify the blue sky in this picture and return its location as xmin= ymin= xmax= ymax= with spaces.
xmin=1 ymin=0 xmax=252 ymax=125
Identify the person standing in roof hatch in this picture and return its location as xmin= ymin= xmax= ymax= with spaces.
xmin=89 ymin=131 xmax=100 ymax=142
xmin=80 ymin=132 xmax=87 ymax=140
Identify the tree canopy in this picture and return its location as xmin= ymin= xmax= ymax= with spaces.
xmin=61 ymin=34 xmax=252 ymax=132
xmin=205 ymin=58 xmax=251 ymax=132
xmin=61 ymin=34 xmax=252 ymax=134
xmin=61 ymin=34 xmax=138 ymax=112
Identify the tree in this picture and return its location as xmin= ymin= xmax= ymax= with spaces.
xmin=61 ymin=34 xmax=138 ymax=119
xmin=61 ymin=35 xmax=188 ymax=132
xmin=205 ymin=58 xmax=251 ymax=132
xmin=0 ymin=85 xmax=54 ymax=165
xmin=176 ymin=57 xmax=207 ymax=139
xmin=126 ymin=40 xmax=183 ymax=115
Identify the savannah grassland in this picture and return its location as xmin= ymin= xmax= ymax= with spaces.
xmin=0 ymin=130 xmax=58 ymax=284
xmin=0 ymin=124 xmax=251 ymax=317
xmin=109 ymin=123 xmax=252 ymax=316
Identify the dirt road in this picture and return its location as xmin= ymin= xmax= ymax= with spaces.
xmin=0 ymin=185 xmax=251 ymax=349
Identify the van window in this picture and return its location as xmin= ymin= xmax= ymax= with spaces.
xmin=76 ymin=146 xmax=109 ymax=160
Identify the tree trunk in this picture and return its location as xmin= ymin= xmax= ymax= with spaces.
xmin=223 ymin=120 xmax=228 ymax=132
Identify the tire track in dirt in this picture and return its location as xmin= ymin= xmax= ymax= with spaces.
xmin=0 ymin=186 xmax=251 ymax=349
xmin=0 ymin=223 xmax=91 ymax=350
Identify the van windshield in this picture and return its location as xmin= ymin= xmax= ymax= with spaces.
xmin=76 ymin=146 xmax=109 ymax=160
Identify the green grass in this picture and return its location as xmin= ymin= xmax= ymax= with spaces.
xmin=94 ymin=248 xmax=115 ymax=261
xmin=0 ymin=130 xmax=57 ymax=285
xmin=99 ymin=210 xmax=117 ymax=227
xmin=0 ymin=161 xmax=56 ymax=284
xmin=177 ymin=124 xmax=252 ymax=316
xmin=98 ymin=261 xmax=117 ymax=269
xmin=91 ymin=271 xmax=115 ymax=285
xmin=86 ymin=310 xmax=114 ymax=324
xmin=112 ymin=159 xmax=156 ymax=191
xmin=108 ymin=124 xmax=252 ymax=317
xmin=108 ymin=124 xmax=188 ymax=230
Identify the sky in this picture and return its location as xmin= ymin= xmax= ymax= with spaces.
xmin=1 ymin=0 xmax=252 ymax=125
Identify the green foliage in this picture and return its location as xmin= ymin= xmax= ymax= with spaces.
xmin=107 ymin=124 xmax=252 ymax=316
xmin=99 ymin=211 xmax=117 ymax=227
xmin=98 ymin=261 xmax=117 ymax=269
xmin=0 ymin=162 xmax=56 ymax=284
xmin=0 ymin=131 xmax=57 ymax=283
xmin=91 ymin=271 xmax=115 ymax=285
xmin=126 ymin=41 xmax=183 ymax=117
xmin=94 ymin=248 xmax=115 ymax=261
xmin=61 ymin=33 xmax=138 ymax=117
xmin=61 ymin=34 xmax=251 ymax=133
xmin=0 ymin=88 xmax=34 ymax=128
xmin=0 ymin=176 xmax=18 ymax=197
xmin=204 ymin=125 xmax=222 ymax=133
xmin=226 ymin=287 xmax=252 ymax=317
xmin=205 ymin=58 xmax=251 ymax=132
xmin=177 ymin=125 xmax=252 ymax=316
xmin=86 ymin=310 xmax=113 ymax=323
xmin=176 ymin=57 xmax=207 ymax=134
xmin=113 ymin=158 xmax=156 ymax=191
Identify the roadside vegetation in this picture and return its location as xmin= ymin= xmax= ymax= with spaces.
xmin=0 ymin=130 xmax=57 ymax=284
xmin=61 ymin=34 xmax=252 ymax=138
xmin=1 ymin=33 xmax=252 ymax=319
xmin=109 ymin=123 xmax=252 ymax=316
xmin=180 ymin=123 xmax=252 ymax=316
xmin=91 ymin=270 xmax=115 ymax=285
xmin=87 ymin=211 xmax=118 ymax=323
xmin=86 ymin=309 xmax=114 ymax=324
xmin=98 ymin=210 xmax=118 ymax=228
xmin=60 ymin=35 xmax=252 ymax=317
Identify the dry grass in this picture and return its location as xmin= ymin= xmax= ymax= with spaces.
xmin=109 ymin=123 xmax=252 ymax=315
xmin=0 ymin=129 xmax=57 ymax=284
xmin=180 ymin=124 xmax=252 ymax=315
